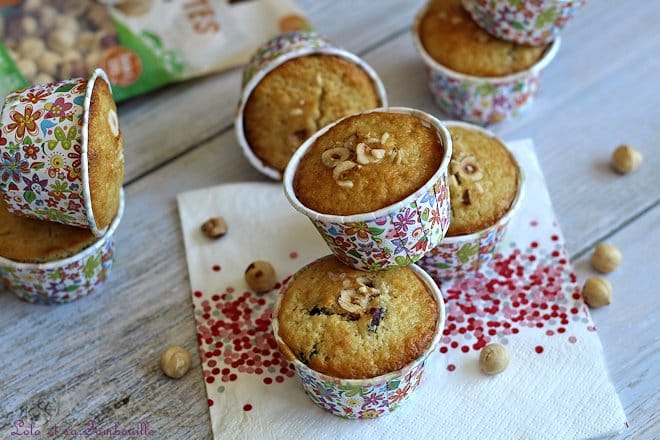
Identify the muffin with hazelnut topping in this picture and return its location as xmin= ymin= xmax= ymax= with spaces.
xmin=419 ymin=121 xmax=524 ymax=280
xmin=283 ymin=108 xmax=453 ymax=271
xmin=275 ymin=255 xmax=440 ymax=379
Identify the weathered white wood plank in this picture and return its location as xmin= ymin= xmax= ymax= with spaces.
xmin=118 ymin=0 xmax=426 ymax=183
xmin=573 ymin=206 xmax=660 ymax=440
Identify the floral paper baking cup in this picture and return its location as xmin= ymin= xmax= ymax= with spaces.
xmin=272 ymin=261 xmax=445 ymax=419
xmin=0 ymin=189 xmax=124 ymax=305
xmin=419 ymin=122 xmax=525 ymax=281
xmin=235 ymin=31 xmax=388 ymax=180
xmin=283 ymin=107 xmax=452 ymax=271
xmin=462 ymin=0 xmax=586 ymax=46
xmin=0 ymin=68 xmax=120 ymax=236
xmin=412 ymin=7 xmax=560 ymax=126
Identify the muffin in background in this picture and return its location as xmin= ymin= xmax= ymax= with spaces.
xmin=235 ymin=32 xmax=387 ymax=180
xmin=418 ymin=0 xmax=547 ymax=77
xmin=412 ymin=0 xmax=560 ymax=125
xmin=419 ymin=121 xmax=524 ymax=280
xmin=244 ymin=54 xmax=382 ymax=174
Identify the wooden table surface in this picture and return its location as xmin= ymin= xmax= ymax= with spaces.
xmin=1 ymin=1 xmax=658 ymax=439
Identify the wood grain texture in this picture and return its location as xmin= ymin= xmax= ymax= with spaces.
xmin=1 ymin=0 xmax=657 ymax=439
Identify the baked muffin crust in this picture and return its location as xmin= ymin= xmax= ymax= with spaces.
xmin=418 ymin=0 xmax=547 ymax=77
xmin=293 ymin=111 xmax=444 ymax=215
xmin=277 ymin=255 xmax=438 ymax=379
xmin=446 ymin=126 xmax=519 ymax=236
xmin=0 ymin=198 xmax=98 ymax=263
xmin=244 ymin=54 xmax=381 ymax=173
xmin=87 ymin=77 xmax=124 ymax=232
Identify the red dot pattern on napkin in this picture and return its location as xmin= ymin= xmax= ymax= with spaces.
xmin=437 ymin=230 xmax=590 ymax=358
xmin=195 ymin=275 xmax=295 ymax=390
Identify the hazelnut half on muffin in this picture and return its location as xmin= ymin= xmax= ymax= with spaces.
xmin=243 ymin=54 xmax=383 ymax=175
xmin=276 ymin=255 xmax=439 ymax=379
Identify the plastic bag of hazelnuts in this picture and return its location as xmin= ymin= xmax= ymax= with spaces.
xmin=0 ymin=0 xmax=309 ymax=101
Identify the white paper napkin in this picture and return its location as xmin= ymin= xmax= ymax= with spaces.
xmin=177 ymin=139 xmax=627 ymax=440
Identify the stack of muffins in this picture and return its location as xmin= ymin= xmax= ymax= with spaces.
xmin=0 ymin=68 xmax=125 ymax=305
xmin=413 ymin=0 xmax=584 ymax=125
xmin=273 ymin=108 xmax=452 ymax=419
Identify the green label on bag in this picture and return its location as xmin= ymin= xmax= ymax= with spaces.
xmin=0 ymin=44 xmax=29 ymax=102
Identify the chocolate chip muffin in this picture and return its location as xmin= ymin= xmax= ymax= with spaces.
xmin=243 ymin=54 xmax=382 ymax=174
xmin=446 ymin=124 xmax=520 ymax=236
xmin=293 ymin=110 xmax=445 ymax=215
xmin=0 ymin=198 xmax=98 ymax=263
xmin=276 ymin=255 xmax=439 ymax=379
xmin=418 ymin=0 xmax=548 ymax=77
xmin=87 ymin=76 xmax=124 ymax=232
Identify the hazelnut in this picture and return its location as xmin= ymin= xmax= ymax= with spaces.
xmin=582 ymin=277 xmax=612 ymax=308
xmin=36 ymin=51 xmax=61 ymax=76
xmin=38 ymin=6 xmax=59 ymax=30
xmin=321 ymin=147 xmax=350 ymax=168
xmin=590 ymin=243 xmax=622 ymax=273
xmin=159 ymin=345 xmax=192 ymax=379
xmin=245 ymin=261 xmax=277 ymax=293
xmin=21 ymin=16 xmax=38 ymax=36
xmin=479 ymin=343 xmax=509 ymax=375
xmin=77 ymin=31 xmax=100 ymax=53
xmin=611 ymin=144 xmax=642 ymax=174
xmin=84 ymin=51 xmax=101 ymax=70
xmin=201 ymin=217 xmax=227 ymax=239
xmin=55 ymin=15 xmax=80 ymax=34
xmin=18 ymin=37 xmax=45 ymax=58
xmin=16 ymin=58 xmax=37 ymax=81
xmin=48 ymin=28 xmax=76 ymax=55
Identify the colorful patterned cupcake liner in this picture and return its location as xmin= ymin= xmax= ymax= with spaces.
xmin=283 ymin=107 xmax=453 ymax=271
xmin=0 ymin=188 xmax=124 ymax=305
xmin=235 ymin=31 xmax=388 ymax=180
xmin=0 ymin=69 xmax=115 ymax=236
xmin=419 ymin=121 xmax=525 ymax=281
xmin=462 ymin=0 xmax=587 ymax=46
xmin=412 ymin=7 xmax=560 ymax=126
xmin=272 ymin=261 xmax=446 ymax=419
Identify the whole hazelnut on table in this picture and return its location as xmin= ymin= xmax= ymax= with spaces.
xmin=591 ymin=243 xmax=622 ymax=273
xmin=582 ymin=277 xmax=612 ymax=308
xmin=479 ymin=343 xmax=509 ymax=375
xmin=160 ymin=345 xmax=192 ymax=379
xmin=245 ymin=261 xmax=277 ymax=293
xmin=201 ymin=217 xmax=227 ymax=239
xmin=611 ymin=144 xmax=642 ymax=174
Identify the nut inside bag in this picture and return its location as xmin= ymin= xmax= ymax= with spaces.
xmin=0 ymin=0 xmax=310 ymax=101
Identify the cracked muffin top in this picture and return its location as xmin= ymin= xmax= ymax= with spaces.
xmin=0 ymin=198 xmax=98 ymax=263
xmin=446 ymin=125 xmax=520 ymax=236
xmin=418 ymin=0 xmax=548 ymax=77
xmin=293 ymin=111 xmax=444 ymax=215
xmin=243 ymin=54 xmax=381 ymax=174
xmin=276 ymin=255 xmax=439 ymax=379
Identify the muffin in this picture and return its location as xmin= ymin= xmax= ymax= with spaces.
xmin=87 ymin=76 xmax=125 ymax=232
xmin=0 ymin=198 xmax=98 ymax=263
xmin=293 ymin=111 xmax=445 ymax=215
xmin=243 ymin=54 xmax=382 ymax=174
xmin=446 ymin=125 xmax=519 ymax=236
xmin=418 ymin=0 xmax=548 ymax=77
xmin=276 ymin=255 xmax=439 ymax=379
xmin=419 ymin=121 xmax=523 ymax=280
